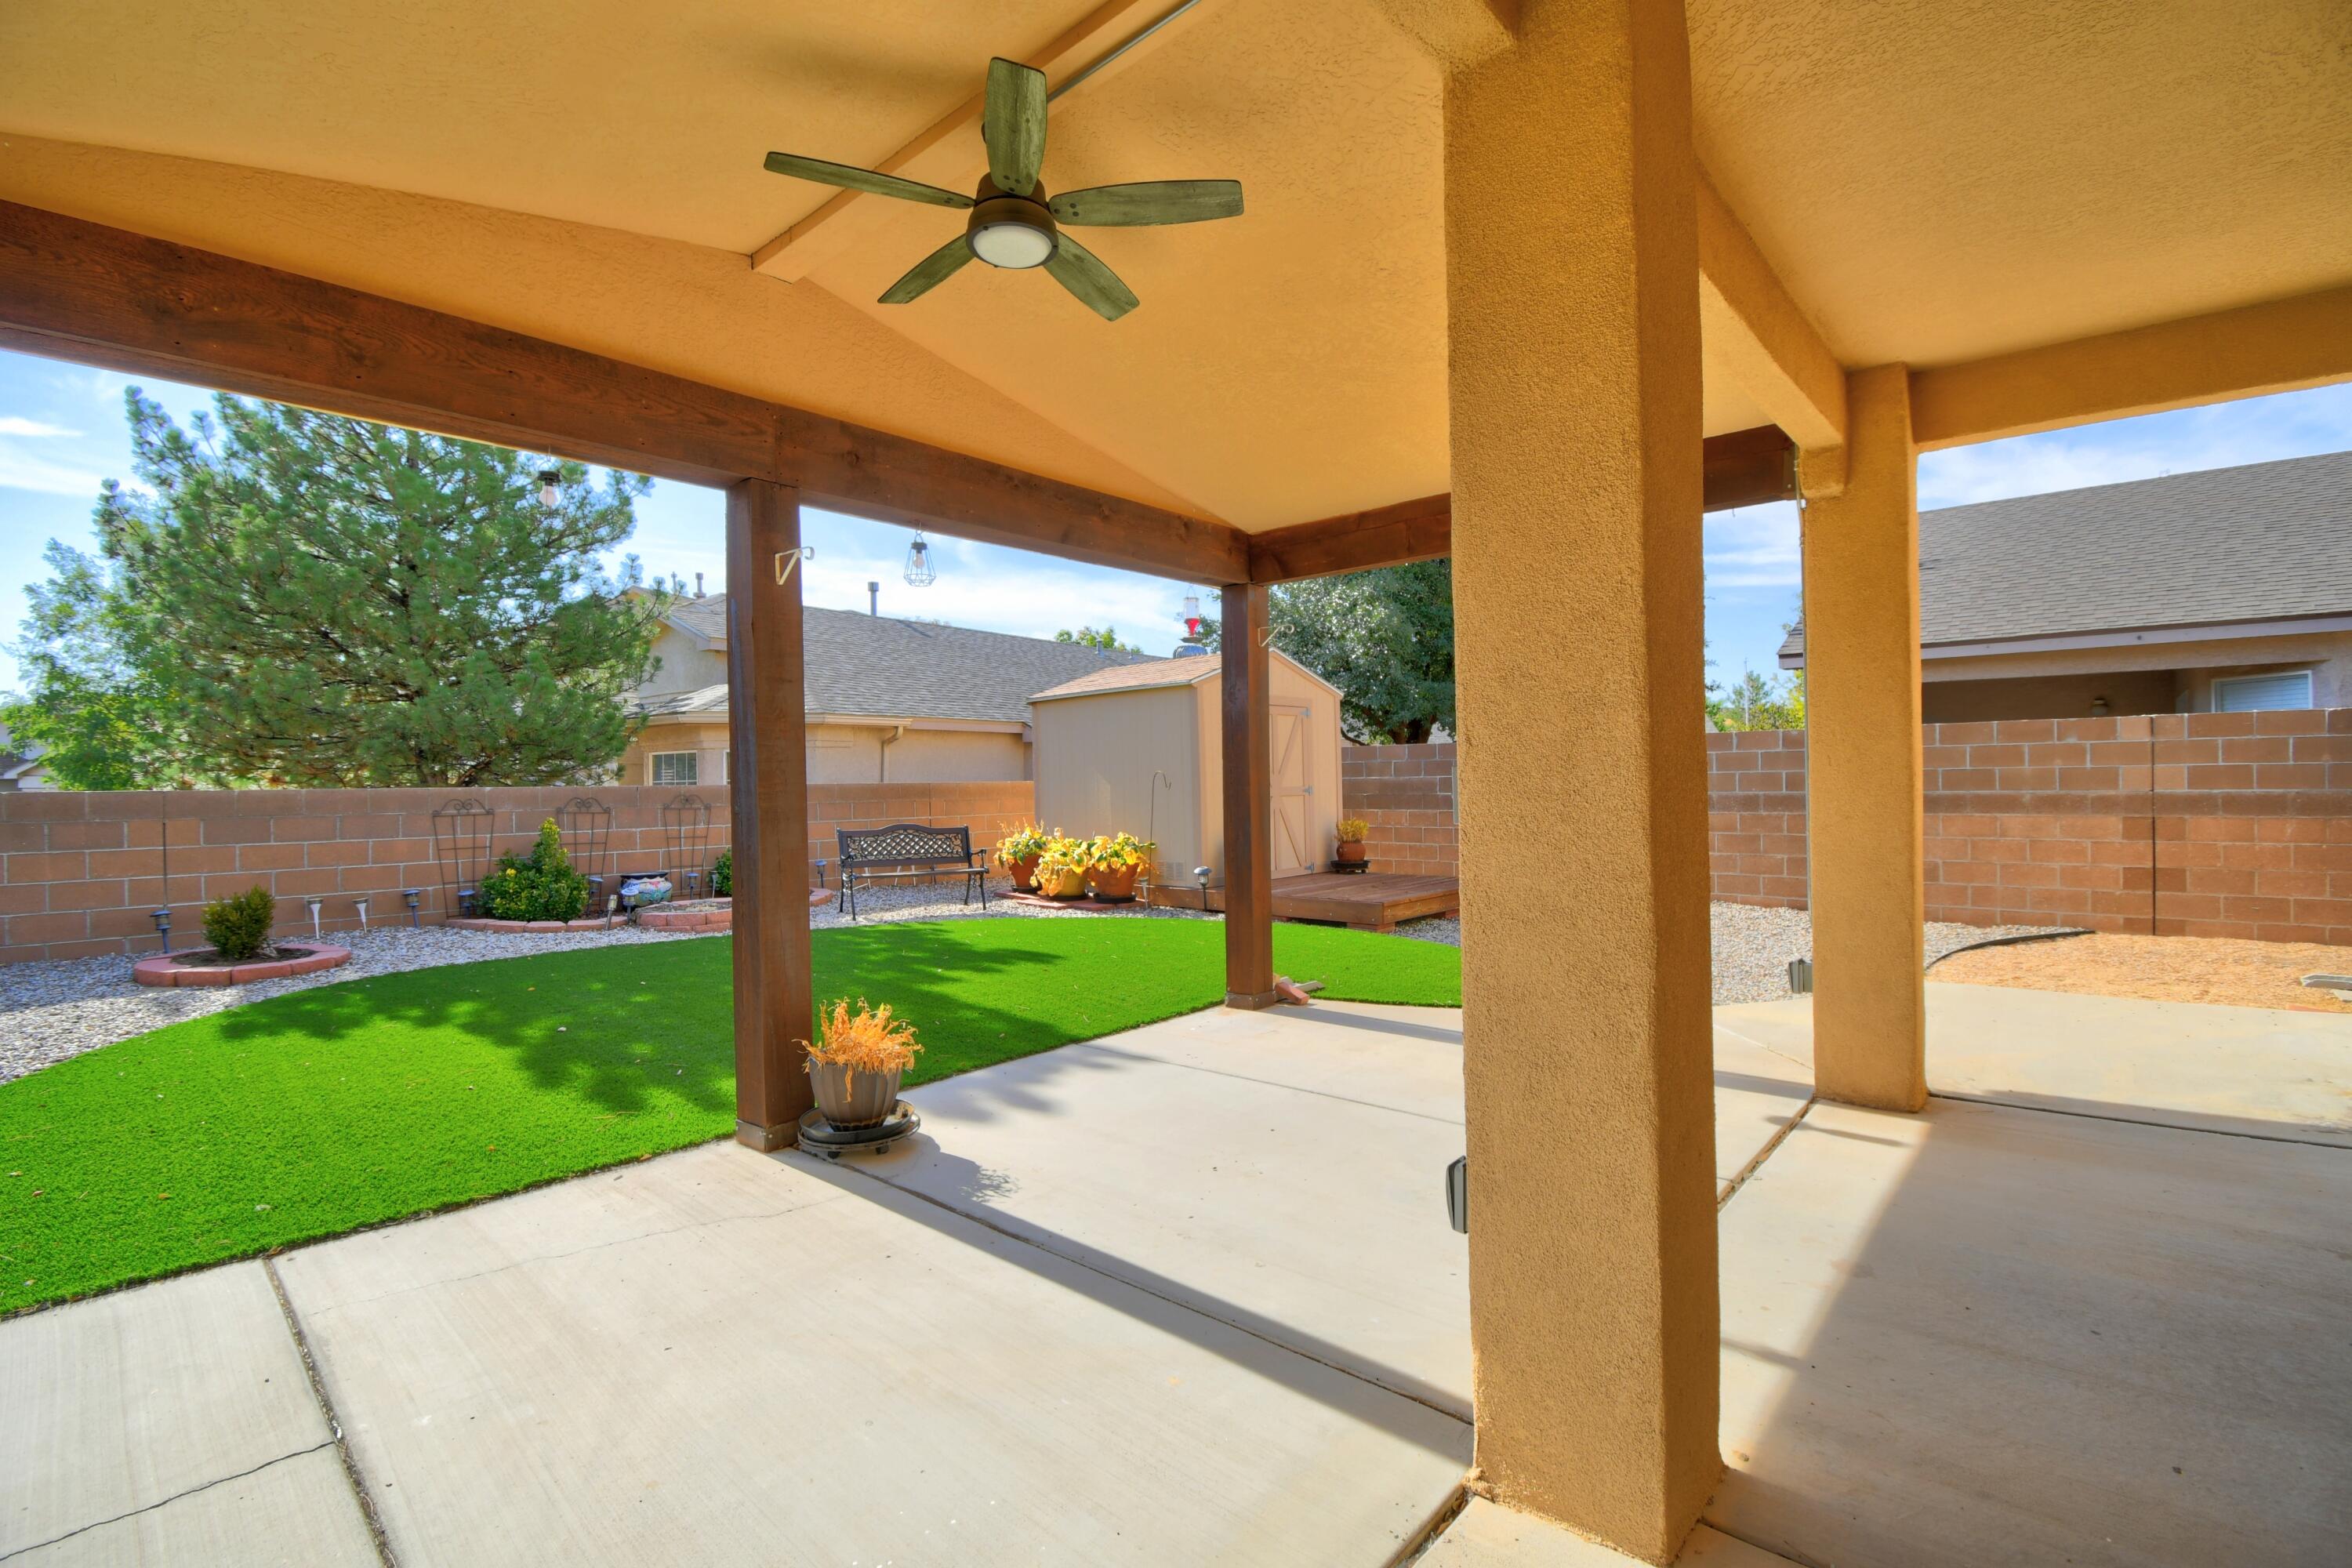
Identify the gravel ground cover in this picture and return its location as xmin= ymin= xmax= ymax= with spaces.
xmin=1710 ymin=902 xmax=2078 ymax=1004
xmin=2 ymin=884 xmax=2067 ymax=1082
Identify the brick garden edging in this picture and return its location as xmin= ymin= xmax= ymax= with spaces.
xmin=132 ymin=941 xmax=350 ymax=987
xmin=636 ymin=901 xmax=733 ymax=932
xmin=443 ymin=917 xmax=630 ymax=935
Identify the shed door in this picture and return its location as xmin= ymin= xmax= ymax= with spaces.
xmin=1270 ymin=704 xmax=1312 ymax=877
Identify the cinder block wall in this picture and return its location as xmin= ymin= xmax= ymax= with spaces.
xmin=1338 ymin=742 xmax=1457 ymax=878
xmin=1708 ymin=710 xmax=2352 ymax=943
xmin=0 ymin=781 xmax=1034 ymax=964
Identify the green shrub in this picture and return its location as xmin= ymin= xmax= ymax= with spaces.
xmin=710 ymin=848 xmax=732 ymax=898
xmin=481 ymin=818 xmax=590 ymax=923
xmin=201 ymin=885 xmax=276 ymax=960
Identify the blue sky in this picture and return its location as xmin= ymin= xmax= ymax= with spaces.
xmin=2 ymin=343 xmax=2347 ymax=698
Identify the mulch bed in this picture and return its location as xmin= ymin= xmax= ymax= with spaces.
xmin=1933 ymin=931 xmax=2352 ymax=1012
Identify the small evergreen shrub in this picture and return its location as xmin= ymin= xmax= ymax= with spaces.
xmin=481 ymin=818 xmax=591 ymax=923
xmin=201 ymin=885 xmax=277 ymax=961
xmin=710 ymin=848 xmax=733 ymax=898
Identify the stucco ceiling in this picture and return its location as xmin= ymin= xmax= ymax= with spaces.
xmin=0 ymin=0 xmax=2345 ymax=530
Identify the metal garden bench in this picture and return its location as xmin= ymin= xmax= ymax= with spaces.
xmin=835 ymin=824 xmax=989 ymax=920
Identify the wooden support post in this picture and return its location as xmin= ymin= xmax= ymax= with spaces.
xmin=1221 ymin=584 xmax=1277 ymax=1009
xmin=726 ymin=479 xmax=815 ymax=1150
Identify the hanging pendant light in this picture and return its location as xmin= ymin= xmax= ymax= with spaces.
xmin=535 ymin=469 xmax=561 ymax=509
xmin=903 ymin=530 xmax=936 ymax=586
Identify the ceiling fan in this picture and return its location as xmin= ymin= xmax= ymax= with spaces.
xmin=764 ymin=56 xmax=1243 ymax=321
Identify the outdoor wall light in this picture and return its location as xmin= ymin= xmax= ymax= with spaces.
xmin=535 ymin=469 xmax=561 ymax=509
xmin=903 ymin=531 xmax=935 ymax=587
xmin=403 ymin=888 xmax=422 ymax=927
xmin=149 ymin=908 xmax=171 ymax=951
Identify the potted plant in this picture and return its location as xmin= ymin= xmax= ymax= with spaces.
xmin=802 ymin=997 xmax=923 ymax=1130
xmin=1335 ymin=818 xmax=1370 ymax=866
xmin=1030 ymin=835 xmax=1091 ymax=898
xmin=1083 ymin=832 xmax=1155 ymax=902
xmin=994 ymin=822 xmax=1052 ymax=891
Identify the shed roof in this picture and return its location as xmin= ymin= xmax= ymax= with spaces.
xmin=1029 ymin=648 xmax=1341 ymax=703
xmin=1780 ymin=451 xmax=2352 ymax=662
xmin=639 ymin=601 xmax=1150 ymax=724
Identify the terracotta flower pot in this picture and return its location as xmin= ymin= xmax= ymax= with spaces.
xmin=1034 ymin=865 xmax=1087 ymax=898
xmin=1085 ymin=861 xmax=1141 ymax=901
xmin=1004 ymin=852 xmax=1041 ymax=891
xmin=1336 ymin=840 xmax=1368 ymax=865
xmin=809 ymin=1059 xmax=902 ymax=1130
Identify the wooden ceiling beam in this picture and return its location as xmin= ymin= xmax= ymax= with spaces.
xmin=1249 ymin=427 xmax=1796 ymax=583
xmin=0 ymin=200 xmax=1249 ymax=584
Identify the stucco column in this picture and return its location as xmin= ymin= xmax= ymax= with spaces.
xmin=1801 ymin=366 xmax=1926 ymax=1111
xmin=1444 ymin=1 xmax=1720 ymax=1558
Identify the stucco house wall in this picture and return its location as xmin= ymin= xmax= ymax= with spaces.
xmin=1918 ymin=630 xmax=2352 ymax=721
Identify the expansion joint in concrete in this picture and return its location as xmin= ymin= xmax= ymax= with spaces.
xmin=266 ymin=1256 xmax=399 ymax=1567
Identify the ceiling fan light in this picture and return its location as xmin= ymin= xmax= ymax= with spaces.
xmin=969 ymin=221 xmax=1055 ymax=270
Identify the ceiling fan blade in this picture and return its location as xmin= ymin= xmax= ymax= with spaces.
xmin=878 ymin=236 xmax=976 ymax=305
xmin=1048 ymin=181 xmax=1244 ymax=227
xmin=983 ymin=58 xmax=1048 ymax=197
xmin=1044 ymin=234 xmax=1139 ymax=321
xmin=764 ymin=152 xmax=973 ymax=209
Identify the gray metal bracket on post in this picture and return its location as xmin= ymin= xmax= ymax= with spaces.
xmin=1445 ymin=1156 xmax=1468 ymax=1235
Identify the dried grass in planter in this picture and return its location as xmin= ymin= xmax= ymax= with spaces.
xmin=802 ymin=998 xmax=923 ymax=1082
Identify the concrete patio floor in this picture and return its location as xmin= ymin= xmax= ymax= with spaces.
xmin=5 ymin=993 xmax=2345 ymax=1565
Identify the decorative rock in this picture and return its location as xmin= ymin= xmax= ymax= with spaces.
xmin=132 ymin=942 xmax=351 ymax=989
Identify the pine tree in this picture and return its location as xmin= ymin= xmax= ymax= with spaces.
xmin=8 ymin=390 xmax=666 ymax=787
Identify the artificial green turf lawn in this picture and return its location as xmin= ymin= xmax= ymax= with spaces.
xmin=0 ymin=919 xmax=1457 ymax=1312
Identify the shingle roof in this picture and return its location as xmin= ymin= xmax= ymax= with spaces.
xmin=1029 ymin=653 xmax=1220 ymax=701
xmin=638 ymin=601 xmax=1152 ymax=724
xmin=1780 ymin=451 xmax=2352 ymax=662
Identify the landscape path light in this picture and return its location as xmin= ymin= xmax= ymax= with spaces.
xmin=403 ymin=888 xmax=423 ymax=927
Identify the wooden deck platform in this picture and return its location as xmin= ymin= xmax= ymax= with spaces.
xmin=1152 ymin=872 xmax=1460 ymax=933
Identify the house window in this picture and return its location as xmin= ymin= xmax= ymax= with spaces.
xmin=648 ymin=751 xmax=699 ymax=786
xmin=2212 ymin=671 xmax=2314 ymax=713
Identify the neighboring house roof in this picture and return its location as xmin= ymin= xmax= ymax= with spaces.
xmin=636 ymin=601 xmax=1152 ymax=724
xmin=1780 ymin=451 xmax=2352 ymax=665
xmin=1029 ymin=648 xmax=1342 ymax=703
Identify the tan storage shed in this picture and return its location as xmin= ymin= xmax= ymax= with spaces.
xmin=1029 ymin=651 xmax=1345 ymax=887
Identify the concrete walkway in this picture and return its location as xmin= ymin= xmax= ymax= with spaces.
xmin=8 ymin=991 xmax=2345 ymax=1564
xmin=1718 ymin=982 xmax=2352 ymax=1145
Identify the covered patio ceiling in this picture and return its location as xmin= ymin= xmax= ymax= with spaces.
xmin=2 ymin=0 xmax=2343 ymax=531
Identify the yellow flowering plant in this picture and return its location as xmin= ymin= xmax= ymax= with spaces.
xmin=1082 ymin=832 xmax=1156 ymax=871
xmin=994 ymin=822 xmax=1052 ymax=866
xmin=1335 ymin=818 xmax=1371 ymax=844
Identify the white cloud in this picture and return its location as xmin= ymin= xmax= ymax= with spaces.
xmin=1703 ymin=502 xmax=1801 ymax=590
xmin=0 ymin=417 xmax=75 ymax=438
xmin=0 ymin=446 xmax=104 ymax=497
xmin=1918 ymin=384 xmax=2352 ymax=509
